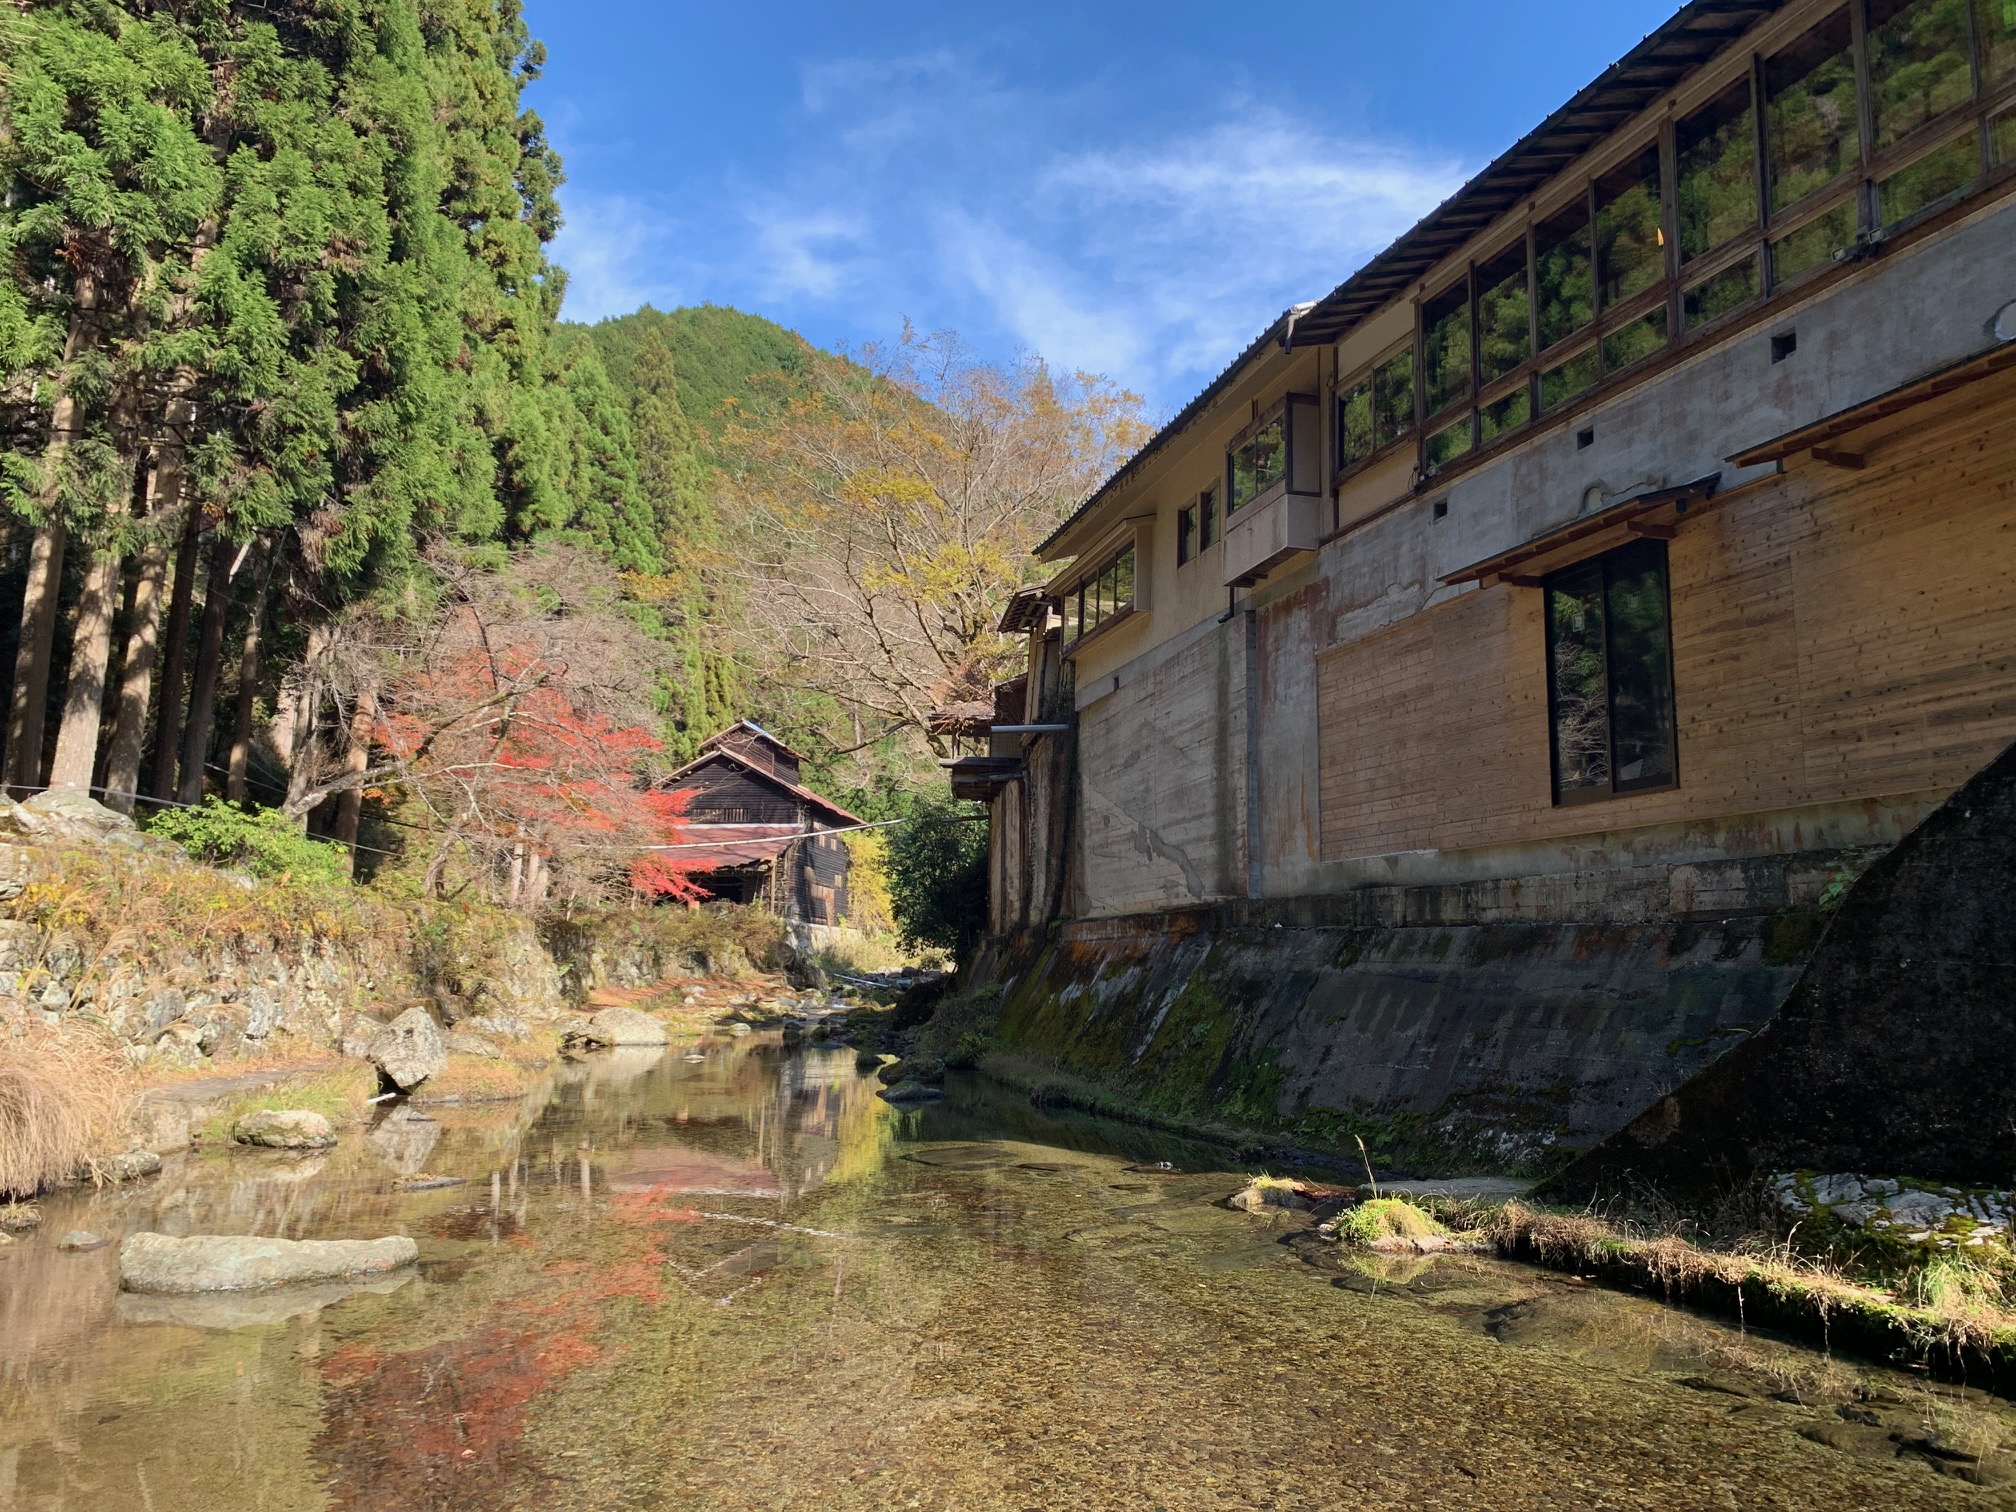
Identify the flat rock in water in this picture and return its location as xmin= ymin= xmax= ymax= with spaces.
xmin=581 ymin=1007 xmax=668 ymax=1047
xmin=368 ymin=1007 xmax=446 ymax=1091
xmin=58 ymin=1230 xmax=108 ymax=1251
xmin=877 ymin=1079 xmax=944 ymax=1104
xmin=97 ymin=1150 xmax=164 ymax=1181
xmin=119 ymin=1231 xmax=419 ymax=1293
xmin=392 ymin=1174 xmax=466 ymax=1192
xmin=234 ymin=1109 xmax=337 ymax=1149
xmin=117 ymin=1270 xmax=414 ymax=1330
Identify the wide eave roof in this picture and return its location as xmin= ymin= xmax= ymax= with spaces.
xmin=1036 ymin=0 xmax=1786 ymax=563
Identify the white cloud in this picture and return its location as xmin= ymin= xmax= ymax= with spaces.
xmin=552 ymin=49 xmax=1469 ymax=407
xmin=549 ymin=193 xmax=688 ymax=321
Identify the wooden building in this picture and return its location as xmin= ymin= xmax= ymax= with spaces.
xmin=662 ymin=723 xmax=858 ymax=927
xmin=977 ymin=0 xmax=2016 ymax=942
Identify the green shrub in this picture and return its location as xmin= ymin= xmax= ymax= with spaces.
xmin=883 ymin=792 xmax=988 ymax=957
xmin=1333 ymin=1197 xmax=1446 ymax=1246
xmin=143 ymin=799 xmax=352 ymax=886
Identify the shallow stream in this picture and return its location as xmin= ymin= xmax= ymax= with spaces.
xmin=3 ymin=1036 xmax=2013 ymax=1510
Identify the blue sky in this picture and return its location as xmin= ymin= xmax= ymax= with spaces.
xmin=523 ymin=1 xmax=1680 ymax=413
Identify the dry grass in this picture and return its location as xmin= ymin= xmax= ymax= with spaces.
xmin=415 ymin=1053 xmax=545 ymax=1104
xmin=0 ymin=1020 xmax=136 ymax=1197
xmin=198 ymin=1065 xmax=379 ymax=1144
xmin=1486 ymin=1201 xmax=2016 ymax=1359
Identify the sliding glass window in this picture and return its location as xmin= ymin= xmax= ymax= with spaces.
xmin=1372 ymin=350 xmax=1415 ymax=447
xmin=1866 ymin=0 xmax=1975 ymax=152
xmin=1766 ymin=9 xmax=1859 ymax=212
xmin=1535 ymin=201 xmax=1594 ymax=352
xmin=1475 ymin=242 xmax=1531 ymax=386
xmin=1595 ymin=145 xmax=1666 ymax=309
xmin=1986 ymin=0 xmax=2016 ymax=83
xmin=1422 ymin=283 xmax=1472 ymax=418
xmin=1676 ymin=79 xmax=1758 ymax=262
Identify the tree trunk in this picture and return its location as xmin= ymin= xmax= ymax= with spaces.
xmin=329 ymin=692 xmax=373 ymax=871
xmin=225 ymin=542 xmax=273 ymax=802
xmin=176 ymin=533 xmax=239 ymax=805
xmin=3 ymin=522 xmax=67 ymax=798
xmin=44 ymin=540 xmax=122 ymax=792
xmin=281 ymin=625 xmax=330 ymax=823
xmin=104 ymin=395 xmax=196 ymax=813
xmin=5 ymin=278 xmax=99 ymax=798
xmin=147 ymin=509 xmax=203 ymax=801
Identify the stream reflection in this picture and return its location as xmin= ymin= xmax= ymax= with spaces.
xmin=0 ymin=1035 xmax=2009 ymax=1511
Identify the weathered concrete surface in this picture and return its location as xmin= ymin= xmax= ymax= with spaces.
xmin=1546 ymin=737 xmax=2016 ymax=1204
xmin=998 ymin=903 xmax=1815 ymax=1172
xmin=119 ymin=1231 xmax=419 ymax=1293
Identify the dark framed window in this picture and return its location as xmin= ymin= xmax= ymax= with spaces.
xmin=1200 ymin=484 xmax=1219 ymax=549
xmin=1421 ymin=281 xmax=1473 ymax=417
xmin=1535 ymin=200 xmax=1595 ymax=352
xmin=1177 ymin=502 xmax=1197 ymax=566
xmin=1372 ymin=349 xmax=1415 ymax=447
xmin=1765 ymin=10 xmax=1859 ymax=213
xmin=1061 ymin=544 xmax=1137 ymax=646
xmin=1229 ymin=395 xmax=1321 ymax=509
xmin=1866 ymin=0 xmax=1975 ymax=153
xmin=1228 ymin=414 xmax=1285 ymax=514
xmin=1594 ymin=144 xmax=1666 ymax=309
xmin=1545 ymin=539 xmax=1678 ymax=805
xmin=1677 ymin=78 xmax=1759 ymax=262
xmin=1476 ymin=241 xmax=1532 ymax=386
xmin=1337 ymin=377 xmax=1375 ymax=471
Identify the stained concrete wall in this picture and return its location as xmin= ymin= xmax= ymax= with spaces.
xmin=997 ymin=899 xmax=1819 ymax=1171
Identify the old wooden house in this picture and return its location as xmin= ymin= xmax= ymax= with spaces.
xmin=967 ymin=0 xmax=2016 ymax=1159
xmin=663 ymin=723 xmax=857 ymax=928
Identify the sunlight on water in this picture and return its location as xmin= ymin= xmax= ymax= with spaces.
xmin=1 ymin=1037 xmax=2010 ymax=1510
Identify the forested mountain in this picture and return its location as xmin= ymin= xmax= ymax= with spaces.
xmin=0 ymin=0 xmax=1146 ymax=908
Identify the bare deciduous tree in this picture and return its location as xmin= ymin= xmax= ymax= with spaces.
xmin=716 ymin=325 xmax=1149 ymax=756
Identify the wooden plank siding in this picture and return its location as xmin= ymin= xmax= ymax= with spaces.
xmin=1318 ymin=381 xmax=2016 ymax=863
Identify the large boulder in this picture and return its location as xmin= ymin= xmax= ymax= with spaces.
xmin=20 ymin=788 xmax=136 ymax=841
xmin=233 ymin=1110 xmax=337 ymax=1150
xmin=119 ymin=1231 xmax=419 ymax=1293
xmin=576 ymin=1006 xmax=669 ymax=1047
xmin=367 ymin=1007 xmax=446 ymax=1091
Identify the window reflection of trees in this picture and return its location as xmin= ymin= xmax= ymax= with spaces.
xmin=1677 ymin=80 xmax=1757 ymax=262
xmin=1547 ymin=568 xmax=1611 ymax=797
xmin=1866 ymin=0 xmax=1974 ymax=152
xmin=1766 ymin=10 xmax=1858 ymax=212
xmin=1595 ymin=148 xmax=1665 ymax=309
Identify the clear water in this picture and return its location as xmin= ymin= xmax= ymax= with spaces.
xmin=2 ymin=1036 xmax=2011 ymax=1510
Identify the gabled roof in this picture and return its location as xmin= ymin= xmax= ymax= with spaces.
xmin=699 ymin=719 xmax=807 ymax=763
xmin=663 ymin=746 xmax=864 ymax=829
xmin=1036 ymin=0 xmax=1788 ymax=564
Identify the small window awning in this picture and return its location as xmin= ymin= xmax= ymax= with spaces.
xmin=1726 ymin=340 xmax=2016 ymax=470
xmin=1441 ymin=474 xmax=1721 ymax=589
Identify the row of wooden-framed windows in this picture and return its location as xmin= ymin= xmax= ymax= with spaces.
xmin=1062 ymin=544 xmax=1136 ymax=646
xmin=1335 ymin=0 xmax=2016 ymax=486
xmin=1176 ymin=483 xmax=1221 ymax=567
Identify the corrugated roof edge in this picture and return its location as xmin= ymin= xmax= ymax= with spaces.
xmin=1032 ymin=0 xmax=1785 ymax=566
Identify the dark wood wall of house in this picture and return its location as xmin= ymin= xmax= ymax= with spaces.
xmin=681 ymin=759 xmax=803 ymax=824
